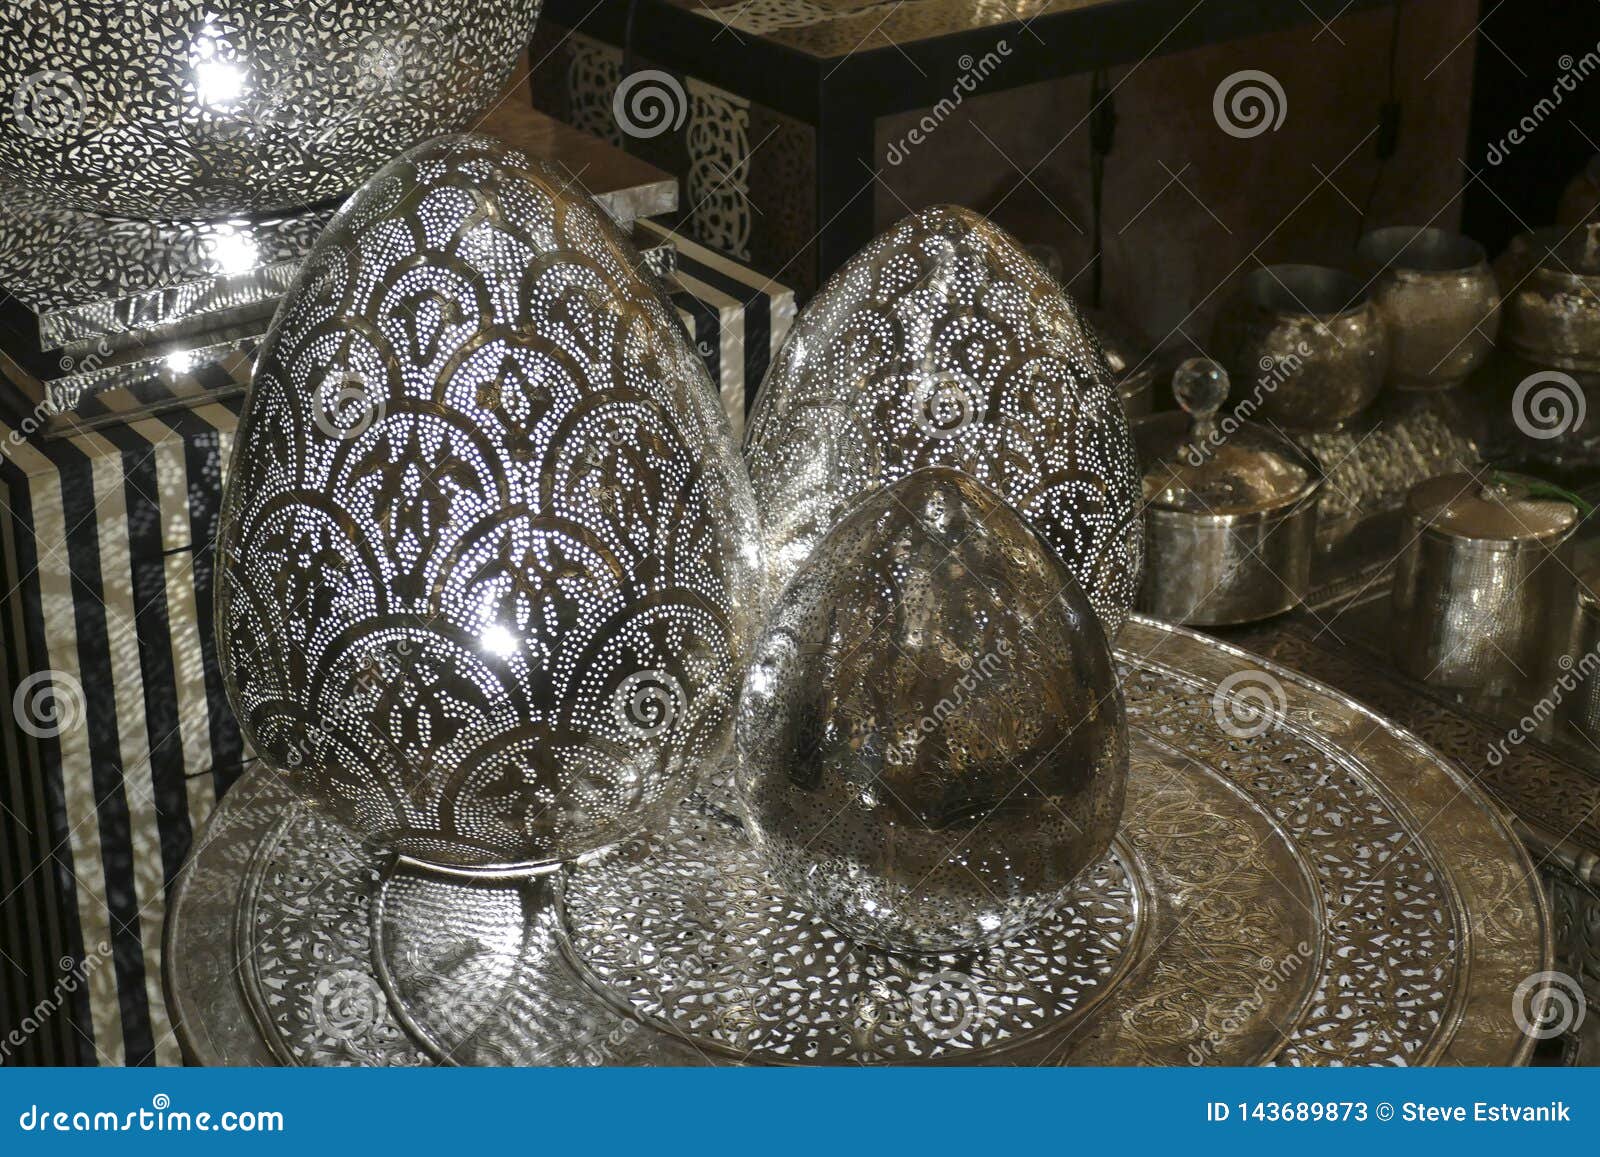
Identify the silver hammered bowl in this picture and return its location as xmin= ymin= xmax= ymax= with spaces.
xmin=1210 ymin=264 xmax=1388 ymax=432
xmin=1496 ymin=224 xmax=1600 ymax=373
xmin=1355 ymin=226 xmax=1500 ymax=390
xmin=0 ymin=2 xmax=542 ymax=219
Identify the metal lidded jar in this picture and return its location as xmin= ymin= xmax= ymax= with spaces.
xmin=1391 ymin=471 xmax=1580 ymax=699
xmin=1134 ymin=358 xmax=1325 ymax=626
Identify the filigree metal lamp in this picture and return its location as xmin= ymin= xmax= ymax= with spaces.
xmin=743 ymin=205 xmax=1143 ymax=638
xmin=735 ymin=467 xmax=1128 ymax=953
xmin=1 ymin=2 xmax=543 ymax=219
xmin=216 ymin=133 xmax=763 ymax=873
xmin=163 ymin=185 xmax=1550 ymax=1070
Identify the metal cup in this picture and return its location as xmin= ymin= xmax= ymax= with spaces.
xmin=1390 ymin=472 xmax=1578 ymax=698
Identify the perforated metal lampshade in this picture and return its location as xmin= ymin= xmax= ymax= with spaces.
xmin=743 ymin=204 xmax=1143 ymax=639
xmin=1 ymin=2 xmax=542 ymax=218
xmin=215 ymin=134 xmax=763 ymax=870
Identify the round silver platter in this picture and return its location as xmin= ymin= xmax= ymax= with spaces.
xmin=164 ymin=617 xmax=1550 ymax=1066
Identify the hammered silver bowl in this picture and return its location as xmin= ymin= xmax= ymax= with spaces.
xmin=0 ymin=2 xmax=541 ymax=219
xmin=1496 ymin=224 xmax=1600 ymax=373
xmin=1210 ymin=264 xmax=1388 ymax=432
xmin=1355 ymin=226 xmax=1500 ymax=390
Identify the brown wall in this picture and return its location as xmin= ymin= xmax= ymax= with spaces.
xmin=876 ymin=0 xmax=1479 ymax=357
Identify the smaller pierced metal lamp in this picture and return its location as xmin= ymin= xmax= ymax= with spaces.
xmin=735 ymin=466 xmax=1129 ymax=954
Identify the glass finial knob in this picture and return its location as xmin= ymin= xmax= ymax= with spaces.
xmin=1173 ymin=357 xmax=1229 ymax=419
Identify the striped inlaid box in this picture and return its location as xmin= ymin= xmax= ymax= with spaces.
xmin=0 ymin=234 xmax=792 ymax=1066
xmin=636 ymin=220 xmax=796 ymax=442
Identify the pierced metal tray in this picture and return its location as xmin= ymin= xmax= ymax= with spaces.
xmin=164 ymin=617 xmax=1549 ymax=1066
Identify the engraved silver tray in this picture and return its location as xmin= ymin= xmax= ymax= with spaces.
xmin=163 ymin=617 xmax=1550 ymax=1066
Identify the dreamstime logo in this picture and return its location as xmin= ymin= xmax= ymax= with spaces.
xmin=1212 ymin=70 xmax=1287 ymax=139
xmin=57 ymin=337 xmax=115 ymax=377
xmin=1188 ymin=941 xmax=1312 ymax=1065
xmin=280 ymin=639 xmax=416 ymax=770
xmin=884 ymin=39 xmax=1012 ymax=165
xmin=887 ymin=639 xmax=1013 ymax=766
xmin=1488 ymin=646 xmax=1600 ymax=766
xmin=4 ymin=354 xmax=110 ymax=458
xmin=613 ymin=669 xmax=687 ymax=739
xmin=909 ymin=971 xmax=987 ymax=1041
xmin=313 ymin=371 xmax=383 ymax=439
xmin=1184 ymin=343 xmax=1310 ymax=466
xmin=1513 ymin=369 xmax=1586 ymax=440
xmin=2 ymin=940 xmax=115 ymax=1061
xmin=13 ymin=69 xmax=86 ymax=140
xmin=1486 ymin=42 xmax=1600 ymax=164
xmin=16 ymin=1092 xmax=283 ymax=1133
xmin=1212 ymin=669 xmax=1286 ymax=739
xmin=13 ymin=670 xmax=87 ymax=739
xmin=911 ymin=369 xmax=979 ymax=439
xmin=309 ymin=968 xmax=387 ymax=1043
xmin=612 ymin=70 xmax=687 ymax=140
xmin=1512 ymin=970 xmax=1587 ymax=1040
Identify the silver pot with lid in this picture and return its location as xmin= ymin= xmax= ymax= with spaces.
xmin=1134 ymin=358 xmax=1325 ymax=626
xmin=1390 ymin=470 xmax=1580 ymax=699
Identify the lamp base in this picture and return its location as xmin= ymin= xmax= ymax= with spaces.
xmin=167 ymin=739 xmax=1309 ymax=1066
xmin=371 ymin=863 xmax=565 ymax=1065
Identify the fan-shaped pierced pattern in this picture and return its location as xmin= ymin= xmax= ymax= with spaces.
xmin=216 ymin=134 xmax=762 ymax=869
xmin=0 ymin=2 xmax=542 ymax=217
xmin=743 ymin=205 xmax=1142 ymax=636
